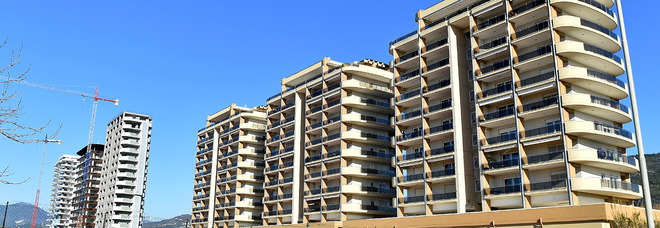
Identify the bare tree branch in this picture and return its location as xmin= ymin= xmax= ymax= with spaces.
xmin=0 ymin=165 xmax=29 ymax=185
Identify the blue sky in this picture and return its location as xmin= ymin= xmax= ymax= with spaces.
xmin=0 ymin=0 xmax=657 ymax=219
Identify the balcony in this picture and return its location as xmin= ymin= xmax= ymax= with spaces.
xmin=426 ymin=123 xmax=453 ymax=140
xmin=483 ymin=158 xmax=519 ymax=173
xmin=480 ymin=107 xmax=515 ymax=128
xmin=323 ymin=186 xmax=341 ymax=194
xmin=426 ymin=192 xmax=457 ymax=202
xmin=481 ymin=133 xmax=517 ymax=148
xmin=398 ymin=151 xmax=423 ymax=162
xmin=520 ymin=122 xmax=562 ymax=141
xmin=551 ymin=0 xmax=617 ymax=30
xmin=514 ymin=45 xmax=553 ymax=72
xmin=396 ymin=69 xmax=421 ymax=84
xmin=568 ymin=148 xmax=639 ymax=173
xmin=562 ymin=93 xmax=631 ymax=123
xmin=429 ymin=146 xmax=454 ymax=157
xmin=571 ymin=178 xmax=641 ymax=199
xmin=424 ymin=58 xmax=450 ymax=73
xmin=399 ymin=173 xmax=424 ymax=185
xmin=553 ymin=16 xmax=620 ymax=52
xmin=399 ymin=195 xmax=425 ymax=204
xmin=526 ymin=179 xmax=568 ymax=194
xmin=512 ymin=20 xmax=550 ymax=46
xmin=398 ymin=50 xmax=419 ymax=64
xmin=474 ymin=36 xmax=507 ymax=59
xmin=518 ymin=96 xmax=558 ymax=120
xmin=397 ymin=89 xmax=421 ymax=103
xmin=478 ymin=82 xmax=512 ymax=101
xmin=342 ymin=79 xmax=391 ymax=94
xmin=485 ymin=184 xmax=522 ymax=196
xmin=564 ymin=121 xmax=635 ymax=148
xmin=474 ymin=14 xmax=506 ymax=36
xmin=397 ymin=110 xmax=421 ymax=124
xmin=423 ymin=38 xmax=448 ymax=53
xmin=558 ymin=67 xmax=627 ymax=99
xmin=525 ymin=151 xmax=565 ymax=167
xmin=555 ymin=41 xmax=624 ymax=76
xmin=396 ymin=131 xmax=422 ymax=144
xmin=475 ymin=58 xmax=510 ymax=82
xmin=390 ymin=30 xmax=418 ymax=47
xmin=510 ymin=0 xmax=547 ymax=24
xmin=427 ymin=169 xmax=455 ymax=182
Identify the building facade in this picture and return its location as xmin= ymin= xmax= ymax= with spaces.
xmin=388 ymin=0 xmax=640 ymax=214
xmin=49 ymin=155 xmax=78 ymax=228
xmin=264 ymin=58 xmax=396 ymax=225
xmin=193 ymin=104 xmax=267 ymax=228
xmin=95 ymin=112 xmax=152 ymax=227
xmin=70 ymin=144 xmax=104 ymax=228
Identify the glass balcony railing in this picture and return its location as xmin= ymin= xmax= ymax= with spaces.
xmin=426 ymin=101 xmax=452 ymax=113
xmin=476 ymin=14 xmax=506 ymax=31
xmin=267 ymin=93 xmax=280 ymax=101
xmin=398 ymin=69 xmax=421 ymax=82
xmin=429 ymin=169 xmax=455 ymax=178
xmin=487 ymin=184 xmax=522 ymax=195
xmin=425 ymin=38 xmax=448 ymax=51
xmin=477 ymin=36 xmax=507 ymax=53
xmin=430 ymin=145 xmax=454 ymax=156
xmin=323 ymin=133 xmax=341 ymax=142
xmin=308 ymin=138 xmax=322 ymax=146
xmin=597 ymin=149 xmax=637 ymax=166
xmin=590 ymin=95 xmax=629 ymax=113
xmin=360 ymin=149 xmax=395 ymax=160
xmin=327 ymin=82 xmax=341 ymax=92
xmin=581 ymin=19 xmax=618 ymax=40
xmin=324 ymin=150 xmax=341 ymax=159
xmin=528 ymin=179 xmax=567 ymax=191
xmin=586 ymin=69 xmax=626 ymax=89
xmin=510 ymin=0 xmax=546 ymax=16
xmin=309 ymin=105 xmax=322 ymax=114
xmin=305 ymin=154 xmax=322 ymax=163
xmin=478 ymin=58 xmax=510 ymax=76
xmin=522 ymin=122 xmax=562 ymax=138
xmin=361 ymin=115 xmax=390 ymax=125
xmin=390 ymin=30 xmax=418 ymax=46
xmin=594 ymin=122 xmax=633 ymax=139
xmin=361 ymin=98 xmax=390 ymax=108
xmin=401 ymin=173 xmax=424 ymax=182
xmin=399 ymin=89 xmax=421 ymax=101
xmin=361 ymin=186 xmax=396 ymax=194
xmin=527 ymin=151 xmax=564 ymax=165
xmin=400 ymin=195 xmax=425 ymax=204
xmin=284 ymin=146 xmax=294 ymax=153
xmin=324 ymin=168 xmax=341 ymax=176
xmin=309 ymin=122 xmax=322 ymax=130
xmin=400 ymin=110 xmax=421 ymax=121
xmin=400 ymin=151 xmax=424 ymax=161
xmin=399 ymin=50 xmax=419 ymax=62
xmin=426 ymin=58 xmax=449 ymax=72
xmin=424 ymin=78 xmax=450 ymax=93
xmin=483 ymin=133 xmax=517 ymax=145
xmin=323 ymin=186 xmax=341 ymax=193
xmin=484 ymin=158 xmax=519 ymax=170
xmin=361 ymin=167 xmax=395 ymax=177
xmin=428 ymin=123 xmax=453 ymax=134
xmin=306 ymin=188 xmax=322 ymax=196
xmin=305 ymin=206 xmax=321 ymax=213
xmin=397 ymin=131 xmax=422 ymax=141
xmin=325 ymin=116 xmax=340 ymax=125
xmin=514 ymin=20 xmax=549 ymax=39
xmin=326 ymin=99 xmax=341 ymax=108
xmin=310 ymin=90 xmax=323 ymax=98
xmin=481 ymin=107 xmax=515 ymax=121
xmin=577 ymin=0 xmax=615 ymax=17
xmin=601 ymin=179 xmax=640 ymax=193
xmin=307 ymin=171 xmax=322 ymax=178
xmin=479 ymin=82 xmax=512 ymax=99
xmin=516 ymin=45 xmax=552 ymax=63
xmin=583 ymin=43 xmax=622 ymax=64
xmin=518 ymin=71 xmax=554 ymax=88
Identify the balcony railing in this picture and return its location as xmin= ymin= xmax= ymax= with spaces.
xmin=577 ymin=0 xmax=614 ymax=17
xmin=397 ymin=131 xmax=422 ymax=141
xmin=308 ymin=138 xmax=322 ymax=146
xmin=400 ymin=151 xmax=423 ymax=162
xmin=324 ymin=168 xmax=341 ymax=176
xmin=361 ymin=186 xmax=395 ymax=194
xmin=324 ymin=150 xmax=341 ymax=159
xmin=390 ymin=30 xmax=418 ymax=46
xmin=425 ymin=38 xmax=448 ymax=51
xmin=305 ymin=206 xmax=321 ymax=213
xmin=528 ymin=179 xmax=567 ymax=191
xmin=305 ymin=154 xmax=323 ymax=163
xmin=518 ymin=71 xmax=554 ymax=88
xmin=426 ymin=101 xmax=452 ymax=113
xmin=477 ymin=36 xmax=507 ymax=53
xmin=323 ymin=133 xmax=341 ymax=142
xmin=325 ymin=115 xmax=341 ymax=125
xmin=426 ymin=58 xmax=449 ymax=72
xmin=401 ymin=173 xmax=424 ymax=182
xmin=399 ymin=89 xmax=420 ymax=101
xmin=484 ymin=158 xmax=519 ymax=170
xmin=326 ymin=99 xmax=341 ymax=108
xmin=514 ymin=20 xmax=549 ymax=39
xmin=521 ymin=96 xmax=558 ymax=112
xmin=428 ymin=123 xmax=453 ymax=134
xmin=586 ymin=69 xmax=626 ymax=89
xmin=423 ymin=0 xmax=490 ymax=30
xmin=580 ymin=19 xmax=618 ymax=40
xmin=481 ymin=107 xmax=515 ymax=122
xmin=427 ymin=192 xmax=457 ymax=201
xmin=398 ymin=69 xmax=421 ymax=82
xmin=429 ymin=169 xmax=455 ymax=178
xmin=483 ymin=133 xmax=517 ymax=145
xmin=309 ymin=105 xmax=322 ymax=114
xmin=430 ymin=145 xmax=454 ymax=156
xmin=594 ymin=122 xmax=632 ymax=139
xmin=476 ymin=14 xmax=505 ymax=31
xmin=510 ymin=0 xmax=546 ymax=16
xmin=400 ymin=195 xmax=425 ymax=204
xmin=591 ymin=95 xmax=629 ymax=113
xmin=522 ymin=122 xmax=562 ymax=138
xmin=597 ymin=149 xmax=637 ymax=166
xmin=310 ymin=90 xmax=323 ymax=98
xmin=487 ymin=184 xmax=522 ymax=195
xmin=361 ymin=167 xmax=395 ymax=177
xmin=477 ymin=58 xmax=510 ymax=76
xmin=327 ymin=82 xmax=341 ymax=92
xmin=361 ymin=115 xmax=390 ymax=125
xmin=583 ymin=43 xmax=622 ymax=64
xmin=361 ymin=132 xmax=390 ymax=142
xmin=361 ymin=98 xmax=390 ymax=108
xmin=306 ymin=188 xmax=322 ymax=196
xmin=516 ymin=45 xmax=552 ymax=63
xmin=400 ymin=110 xmax=421 ymax=121
xmin=360 ymin=150 xmax=395 ymax=160
xmin=360 ymin=204 xmax=396 ymax=213
xmin=527 ymin=151 xmax=564 ymax=165
xmin=601 ymin=179 xmax=640 ymax=192
xmin=479 ymin=82 xmax=512 ymax=99
xmin=399 ymin=50 xmax=419 ymax=63
xmin=424 ymin=78 xmax=450 ymax=93
xmin=323 ymin=186 xmax=341 ymax=193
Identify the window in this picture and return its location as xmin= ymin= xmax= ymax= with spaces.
xmin=443 ymin=141 xmax=454 ymax=149
xmin=475 ymin=179 xmax=481 ymax=192
xmin=548 ymin=145 xmax=562 ymax=153
xmin=469 ymin=91 xmax=475 ymax=102
xmin=471 ymin=111 xmax=476 ymax=123
xmin=504 ymin=177 xmax=521 ymax=186
xmin=472 ymin=134 xmax=478 ymax=146
xmin=444 ymin=163 xmax=454 ymax=170
xmin=503 ymin=153 xmax=519 ymax=161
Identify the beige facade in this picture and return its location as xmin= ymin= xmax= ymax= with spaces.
xmin=193 ymin=104 xmax=267 ymax=228
xmin=50 ymin=155 xmax=78 ymax=228
xmin=264 ymin=58 xmax=396 ymax=225
xmin=387 ymin=0 xmax=639 ymax=214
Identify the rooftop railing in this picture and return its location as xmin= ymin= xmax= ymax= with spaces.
xmin=389 ymin=30 xmax=418 ymax=46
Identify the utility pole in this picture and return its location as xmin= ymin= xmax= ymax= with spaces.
xmin=614 ymin=0 xmax=654 ymax=227
xmin=2 ymin=201 xmax=8 ymax=228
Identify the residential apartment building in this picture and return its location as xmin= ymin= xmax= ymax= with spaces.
xmin=49 ymin=155 xmax=78 ymax=228
xmin=96 ymin=112 xmax=152 ymax=227
xmin=388 ymin=0 xmax=640 ymax=214
xmin=193 ymin=104 xmax=267 ymax=228
xmin=264 ymin=58 xmax=395 ymax=225
xmin=70 ymin=144 xmax=104 ymax=228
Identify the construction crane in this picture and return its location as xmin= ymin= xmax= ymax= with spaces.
xmin=2 ymin=77 xmax=118 ymax=228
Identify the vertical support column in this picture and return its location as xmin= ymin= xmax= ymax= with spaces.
xmin=208 ymin=124 xmax=220 ymax=227
xmin=292 ymin=91 xmax=305 ymax=224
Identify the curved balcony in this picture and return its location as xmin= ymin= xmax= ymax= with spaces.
xmin=568 ymin=148 xmax=639 ymax=173
xmin=570 ymin=178 xmax=641 ymax=199
xmin=562 ymin=93 xmax=631 ymax=123
xmin=564 ymin=121 xmax=635 ymax=148
xmin=558 ymin=67 xmax=628 ymax=99
xmin=556 ymin=41 xmax=624 ymax=76
xmin=551 ymin=0 xmax=617 ymax=30
xmin=553 ymin=16 xmax=620 ymax=52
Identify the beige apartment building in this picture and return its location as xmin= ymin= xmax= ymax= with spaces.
xmin=263 ymin=58 xmax=396 ymax=225
xmin=49 ymin=155 xmax=78 ymax=228
xmin=388 ymin=0 xmax=640 ymax=215
xmin=193 ymin=104 xmax=267 ymax=228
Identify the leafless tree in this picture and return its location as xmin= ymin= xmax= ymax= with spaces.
xmin=0 ymin=165 xmax=29 ymax=184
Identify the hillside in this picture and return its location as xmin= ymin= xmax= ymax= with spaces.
xmin=631 ymin=153 xmax=660 ymax=208
xmin=0 ymin=202 xmax=49 ymax=228
xmin=144 ymin=214 xmax=192 ymax=228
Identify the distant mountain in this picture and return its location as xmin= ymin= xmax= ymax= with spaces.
xmin=0 ymin=202 xmax=49 ymax=228
xmin=631 ymin=153 xmax=660 ymax=208
xmin=143 ymin=214 xmax=192 ymax=228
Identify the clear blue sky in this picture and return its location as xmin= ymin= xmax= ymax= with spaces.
xmin=0 ymin=0 xmax=657 ymax=219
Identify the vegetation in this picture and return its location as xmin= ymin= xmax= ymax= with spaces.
xmin=611 ymin=212 xmax=659 ymax=228
xmin=631 ymin=153 xmax=660 ymax=208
